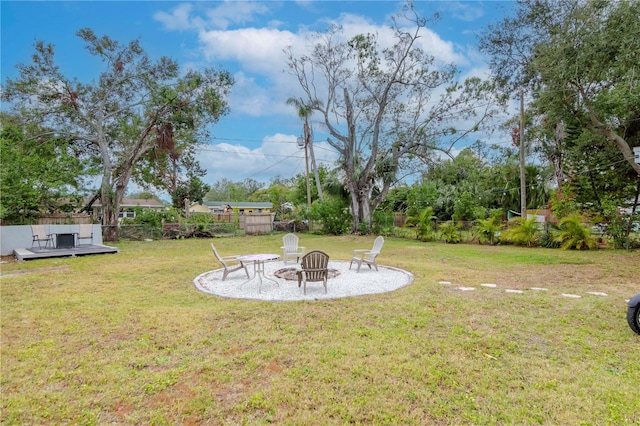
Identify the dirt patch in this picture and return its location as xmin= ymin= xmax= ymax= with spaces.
xmin=1 ymin=255 xmax=17 ymax=264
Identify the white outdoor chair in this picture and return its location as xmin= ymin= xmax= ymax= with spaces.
xmin=31 ymin=224 xmax=53 ymax=249
xmin=211 ymin=243 xmax=250 ymax=281
xmin=281 ymin=233 xmax=305 ymax=264
xmin=350 ymin=236 xmax=384 ymax=272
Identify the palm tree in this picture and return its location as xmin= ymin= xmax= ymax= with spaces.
xmin=404 ymin=207 xmax=436 ymax=241
xmin=501 ymin=217 xmax=540 ymax=247
xmin=473 ymin=216 xmax=503 ymax=245
xmin=286 ymin=97 xmax=323 ymax=201
xmin=553 ymin=214 xmax=598 ymax=250
xmin=438 ymin=221 xmax=461 ymax=244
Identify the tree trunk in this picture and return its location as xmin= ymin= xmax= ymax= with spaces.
xmin=581 ymin=87 xmax=640 ymax=176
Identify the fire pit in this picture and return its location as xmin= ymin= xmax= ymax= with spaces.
xmin=274 ymin=267 xmax=340 ymax=281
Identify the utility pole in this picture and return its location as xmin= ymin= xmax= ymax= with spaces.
xmin=519 ymin=89 xmax=527 ymax=218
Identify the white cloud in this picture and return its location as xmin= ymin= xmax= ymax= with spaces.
xmin=154 ymin=4 xmax=199 ymax=31
xmin=203 ymin=1 xmax=271 ymax=30
xmin=198 ymin=27 xmax=297 ymax=70
xmin=445 ymin=2 xmax=485 ymax=22
xmin=154 ymin=2 xmax=494 ymax=183
xmin=154 ymin=1 xmax=272 ymax=31
xmin=196 ymin=133 xmax=339 ymax=184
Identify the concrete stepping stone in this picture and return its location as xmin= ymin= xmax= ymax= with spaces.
xmin=562 ymin=293 xmax=582 ymax=298
xmin=505 ymin=289 xmax=524 ymax=294
xmin=530 ymin=287 xmax=548 ymax=291
xmin=481 ymin=283 xmax=497 ymax=288
xmin=586 ymin=291 xmax=608 ymax=297
xmin=438 ymin=281 xmax=452 ymax=285
xmin=458 ymin=287 xmax=475 ymax=291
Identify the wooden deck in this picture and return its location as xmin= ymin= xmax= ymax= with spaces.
xmin=13 ymin=244 xmax=119 ymax=261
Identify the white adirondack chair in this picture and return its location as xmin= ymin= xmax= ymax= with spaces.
xmin=211 ymin=243 xmax=250 ymax=281
xmin=350 ymin=236 xmax=384 ymax=272
xmin=281 ymin=233 xmax=305 ymax=264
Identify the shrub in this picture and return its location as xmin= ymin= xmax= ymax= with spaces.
xmin=310 ymin=197 xmax=352 ymax=235
xmin=553 ymin=214 xmax=598 ymax=250
xmin=404 ymin=207 xmax=436 ymax=242
xmin=472 ymin=216 xmax=503 ymax=245
xmin=438 ymin=221 xmax=461 ymax=244
xmin=501 ymin=217 xmax=541 ymax=247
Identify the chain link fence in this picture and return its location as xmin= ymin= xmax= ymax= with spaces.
xmin=112 ymin=223 xmax=238 ymax=241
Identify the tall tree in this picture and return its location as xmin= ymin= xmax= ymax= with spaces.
xmin=286 ymin=97 xmax=324 ymax=202
xmin=480 ymin=0 xmax=640 ymax=178
xmin=533 ymin=0 xmax=640 ymax=176
xmin=2 ymin=29 xmax=233 ymax=239
xmin=286 ymin=2 xmax=500 ymax=232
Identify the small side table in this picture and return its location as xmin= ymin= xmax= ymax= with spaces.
xmin=55 ymin=233 xmax=76 ymax=249
xmin=236 ymin=253 xmax=280 ymax=293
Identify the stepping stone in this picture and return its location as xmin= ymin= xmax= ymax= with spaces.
xmin=562 ymin=293 xmax=582 ymax=299
xmin=505 ymin=289 xmax=524 ymax=294
xmin=481 ymin=283 xmax=497 ymax=288
xmin=458 ymin=287 xmax=475 ymax=291
xmin=586 ymin=291 xmax=608 ymax=297
xmin=438 ymin=281 xmax=452 ymax=285
xmin=530 ymin=287 xmax=548 ymax=291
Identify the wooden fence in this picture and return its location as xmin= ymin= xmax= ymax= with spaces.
xmin=37 ymin=214 xmax=93 ymax=225
xmin=244 ymin=213 xmax=275 ymax=235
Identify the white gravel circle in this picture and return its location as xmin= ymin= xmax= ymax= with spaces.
xmin=194 ymin=259 xmax=414 ymax=301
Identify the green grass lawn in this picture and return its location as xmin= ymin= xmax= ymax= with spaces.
xmin=1 ymin=234 xmax=639 ymax=425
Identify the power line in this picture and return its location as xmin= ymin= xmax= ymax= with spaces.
xmin=246 ymin=154 xmax=303 ymax=180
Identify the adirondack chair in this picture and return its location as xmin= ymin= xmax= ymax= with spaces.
xmin=296 ymin=250 xmax=329 ymax=295
xmin=211 ymin=243 xmax=250 ymax=281
xmin=350 ymin=236 xmax=384 ymax=272
xmin=281 ymin=233 xmax=305 ymax=264
xmin=31 ymin=224 xmax=53 ymax=249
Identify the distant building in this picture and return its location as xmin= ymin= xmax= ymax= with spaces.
xmin=190 ymin=201 xmax=273 ymax=215
xmin=87 ymin=198 xmax=166 ymax=222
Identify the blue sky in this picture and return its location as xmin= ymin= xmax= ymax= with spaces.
xmin=1 ymin=1 xmax=515 ymax=190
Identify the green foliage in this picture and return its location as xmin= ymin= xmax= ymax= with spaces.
xmin=170 ymin=175 xmax=210 ymax=210
xmin=606 ymin=215 xmax=640 ymax=250
xmin=287 ymin=7 xmax=503 ymax=233
xmin=501 ymin=217 xmax=541 ymax=247
xmin=453 ymin=192 xmax=482 ymax=221
xmin=549 ymin=189 xmax=578 ymax=220
xmin=539 ymin=228 xmax=561 ymax=249
xmin=0 ymin=116 xmax=86 ymax=224
xmin=553 ymin=214 xmax=598 ymax=250
xmin=404 ymin=207 xmax=436 ymax=242
xmin=438 ymin=221 xmax=461 ymax=244
xmin=472 ymin=213 xmax=503 ymax=245
xmin=378 ymin=186 xmax=410 ymax=213
xmin=310 ymin=197 xmax=352 ymax=235
xmin=370 ymin=210 xmax=395 ymax=237
xmin=2 ymin=29 xmax=233 ymax=231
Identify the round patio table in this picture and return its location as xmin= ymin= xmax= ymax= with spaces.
xmin=236 ymin=253 xmax=280 ymax=293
